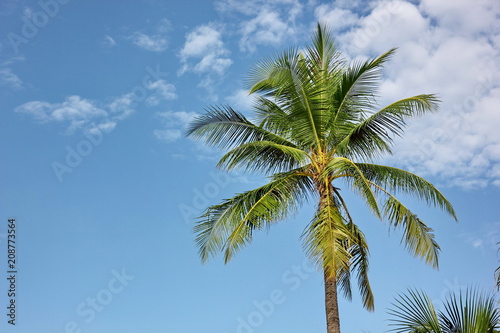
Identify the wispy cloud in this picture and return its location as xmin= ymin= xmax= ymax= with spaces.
xmin=101 ymin=35 xmax=117 ymax=48
xmin=128 ymin=19 xmax=171 ymax=52
xmin=0 ymin=68 xmax=23 ymax=89
xmin=15 ymin=95 xmax=134 ymax=134
xmin=153 ymin=111 xmax=198 ymax=143
xmin=130 ymin=32 xmax=168 ymax=52
xmin=460 ymin=221 xmax=500 ymax=251
xmin=145 ymin=79 xmax=177 ymax=106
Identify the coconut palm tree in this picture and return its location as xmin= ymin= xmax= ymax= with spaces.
xmin=388 ymin=288 xmax=500 ymax=332
xmin=187 ymin=24 xmax=457 ymax=333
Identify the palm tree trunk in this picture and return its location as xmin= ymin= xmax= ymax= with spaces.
xmin=324 ymin=269 xmax=341 ymax=333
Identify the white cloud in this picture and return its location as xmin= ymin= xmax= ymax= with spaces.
xmin=179 ymin=24 xmax=232 ymax=75
xmin=101 ymin=35 xmax=117 ymax=48
xmin=107 ymin=93 xmax=134 ymax=120
xmin=318 ymin=0 xmax=500 ymax=189
xmin=153 ymin=129 xmax=182 ymax=143
xmin=154 ymin=111 xmax=198 ymax=143
xmin=156 ymin=111 xmax=197 ymax=127
xmin=331 ymin=1 xmax=422 ymax=55
xmin=314 ymin=4 xmax=359 ymax=32
xmin=128 ymin=19 xmax=171 ymax=52
xmin=239 ymin=8 xmax=295 ymax=53
xmin=460 ymin=221 xmax=500 ymax=250
xmin=216 ymin=0 xmax=303 ymax=19
xmin=225 ymin=89 xmax=257 ymax=113
xmin=90 ymin=121 xmax=116 ymax=134
xmin=216 ymin=0 xmax=303 ymax=53
xmin=419 ymin=0 xmax=499 ymax=36
xmin=0 ymin=68 xmax=22 ymax=89
xmin=130 ymin=32 xmax=168 ymax=52
xmin=145 ymin=80 xmax=177 ymax=106
xmin=15 ymin=95 xmax=135 ymax=134
xmin=156 ymin=18 xmax=172 ymax=34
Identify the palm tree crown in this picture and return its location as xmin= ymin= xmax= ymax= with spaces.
xmin=187 ymin=24 xmax=457 ymax=333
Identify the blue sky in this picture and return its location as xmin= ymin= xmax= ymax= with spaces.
xmin=0 ymin=0 xmax=499 ymax=332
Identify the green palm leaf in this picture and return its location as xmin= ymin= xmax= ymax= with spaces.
xmin=357 ymin=163 xmax=456 ymax=219
xmin=194 ymin=170 xmax=313 ymax=263
xmin=338 ymin=95 xmax=440 ymax=159
xmin=217 ymin=141 xmax=310 ymax=174
xmin=388 ymin=289 xmax=441 ymax=333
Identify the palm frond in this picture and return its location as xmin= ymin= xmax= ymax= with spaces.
xmin=348 ymin=222 xmax=374 ymax=311
xmin=302 ymin=194 xmax=353 ymax=278
xmin=337 ymin=95 xmax=440 ymax=160
xmin=248 ymin=45 xmax=327 ymax=149
xmin=325 ymin=157 xmax=382 ymax=219
xmin=247 ymin=48 xmax=299 ymax=97
xmin=383 ymin=196 xmax=440 ymax=268
xmin=356 ymin=163 xmax=457 ymax=220
xmin=306 ymin=23 xmax=344 ymax=79
xmin=187 ymin=105 xmax=295 ymax=149
xmin=217 ymin=141 xmax=310 ymax=174
xmin=440 ymin=288 xmax=500 ymax=333
xmin=328 ymin=49 xmax=397 ymax=143
xmin=388 ymin=289 xmax=441 ymax=333
xmin=194 ymin=170 xmax=313 ymax=263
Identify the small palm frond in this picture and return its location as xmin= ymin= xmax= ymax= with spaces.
xmin=440 ymin=288 xmax=500 ymax=333
xmin=247 ymin=48 xmax=300 ymax=97
xmin=187 ymin=105 xmax=295 ymax=149
xmin=328 ymin=49 xmax=396 ymax=143
xmin=388 ymin=289 xmax=441 ymax=333
xmin=346 ymin=221 xmax=374 ymax=311
xmin=253 ymin=97 xmax=293 ymax=138
xmin=356 ymin=164 xmax=457 ymax=220
xmin=325 ymin=157 xmax=382 ymax=219
xmin=217 ymin=141 xmax=310 ymax=174
xmin=334 ymin=239 xmax=374 ymax=311
xmin=383 ymin=196 xmax=440 ymax=268
xmin=305 ymin=23 xmax=344 ymax=78
xmin=336 ymin=48 xmax=395 ymax=113
xmin=302 ymin=195 xmax=353 ymax=278
xmin=337 ymin=95 xmax=440 ymax=160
